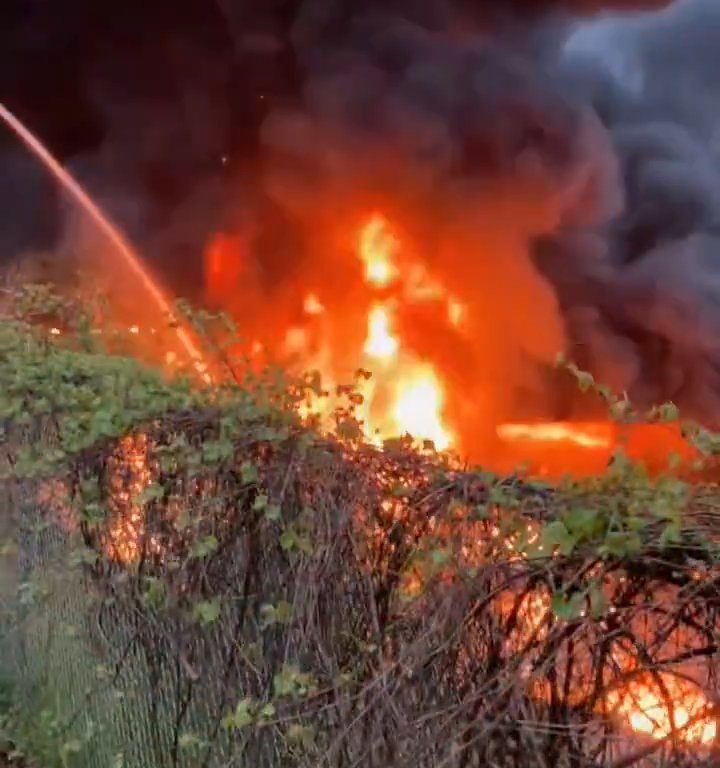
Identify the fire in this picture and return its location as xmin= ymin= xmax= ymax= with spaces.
xmin=354 ymin=217 xmax=453 ymax=449
xmin=364 ymin=303 xmax=399 ymax=360
xmin=201 ymin=211 xmax=707 ymax=473
xmin=104 ymin=434 xmax=158 ymax=564
xmin=359 ymin=213 xmax=398 ymax=288
xmin=303 ymin=292 xmax=325 ymax=316
xmin=606 ymin=674 xmax=716 ymax=745
xmin=391 ymin=367 xmax=451 ymax=451
xmin=497 ymin=420 xmax=699 ymax=477
xmin=497 ymin=421 xmax=612 ymax=450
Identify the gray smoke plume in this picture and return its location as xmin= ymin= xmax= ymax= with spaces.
xmin=549 ymin=0 xmax=720 ymax=421
xmin=259 ymin=0 xmax=720 ymax=436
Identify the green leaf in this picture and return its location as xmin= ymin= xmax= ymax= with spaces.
xmin=588 ymin=580 xmax=606 ymax=619
xmin=430 ymin=549 xmax=450 ymax=566
xmin=656 ymin=402 xmax=680 ymax=422
xmin=178 ymin=732 xmax=202 ymax=750
xmin=659 ymin=521 xmax=682 ymax=550
xmin=241 ymin=462 xmax=258 ymax=484
xmin=551 ymin=591 xmax=584 ymax=621
xmin=194 ymin=598 xmax=221 ymax=625
xmin=253 ymin=494 xmax=268 ymax=511
xmin=563 ymin=507 xmax=601 ymax=540
xmin=540 ymin=520 xmax=577 ymax=556
xmin=143 ymin=577 xmax=166 ymax=609
xmin=259 ymin=703 xmax=276 ymax=720
xmin=222 ymin=698 xmax=254 ymax=729
xmin=286 ymin=723 xmax=316 ymax=750
xmin=275 ymin=600 xmax=293 ymax=624
xmin=279 ymin=529 xmax=297 ymax=551
xmin=191 ymin=535 xmax=219 ymax=559
xmin=265 ymin=503 xmax=282 ymax=521
xmin=599 ymin=530 xmax=643 ymax=559
xmin=135 ymin=482 xmax=164 ymax=504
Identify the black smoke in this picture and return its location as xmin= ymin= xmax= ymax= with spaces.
xmin=0 ymin=0 xmax=298 ymax=291
xmin=258 ymin=0 xmax=720 ymax=430
xmin=547 ymin=0 xmax=720 ymax=421
xmin=3 ymin=0 xmax=720 ymax=430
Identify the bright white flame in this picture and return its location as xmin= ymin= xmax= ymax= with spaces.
xmin=364 ymin=304 xmax=398 ymax=360
xmin=497 ymin=422 xmax=611 ymax=449
xmin=392 ymin=368 xmax=451 ymax=451
xmin=359 ymin=214 xmax=398 ymax=288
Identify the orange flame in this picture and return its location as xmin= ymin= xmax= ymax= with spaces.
xmin=359 ymin=213 xmax=398 ymax=288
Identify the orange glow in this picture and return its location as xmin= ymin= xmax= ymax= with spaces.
xmin=447 ymin=298 xmax=465 ymax=328
xmin=205 ymin=232 xmax=248 ymax=306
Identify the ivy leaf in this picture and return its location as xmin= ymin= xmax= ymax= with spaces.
xmin=656 ymin=402 xmax=680 ymax=422
xmin=286 ymin=724 xmax=316 ymax=750
xmin=430 ymin=549 xmax=450 ymax=566
xmin=279 ymin=529 xmax=297 ymax=551
xmin=275 ymin=600 xmax=293 ymax=624
xmin=279 ymin=527 xmax=312 ymax=554
xmin=599 ymin=531 xmax=643 ymax=559
xmin=259 ymin=703 xmax=276 ymax=720
xmin=588 ymin=580 xmax=607 ymax=619
xmin=265 ymin=503 xmax=282 ymax=521
xmin=178 ymin=732 xmax=202 ymax=751
xmin=540 ymin=520 xmax=577 ymax=557
xmin=659 ymin=521 xmax=682 ymax=550
xmin=241 ymin=462 xmax=258 ymax=484
xmin=135 ymin=483 xmax=164 ymax=505
xmin=563 ymin=507 xmax=600 ymax=541
xmin=143 ymin=577 xmax=166 ymax=609
xmin=191 ymin=535 xmax=219 ymax=559
xmin=222 ymin=698 xmax=254 ymax=729
xmin=551 ymin=591 xmax=584 ymax=621
xmin=194 ymin=599 xmax=221 ymax=625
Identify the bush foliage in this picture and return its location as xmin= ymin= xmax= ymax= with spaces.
xmin=2 ymin=285 xmax=720 ymax=767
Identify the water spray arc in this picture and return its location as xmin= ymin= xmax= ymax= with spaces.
xmin=0 ymin=102 xmax=205 ymax=369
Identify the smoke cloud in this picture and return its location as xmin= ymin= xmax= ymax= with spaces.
xmin=254 ymin=0 xmax=720 ymax=444
xmin=4 ymin=0 xmax=720 ymax=449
